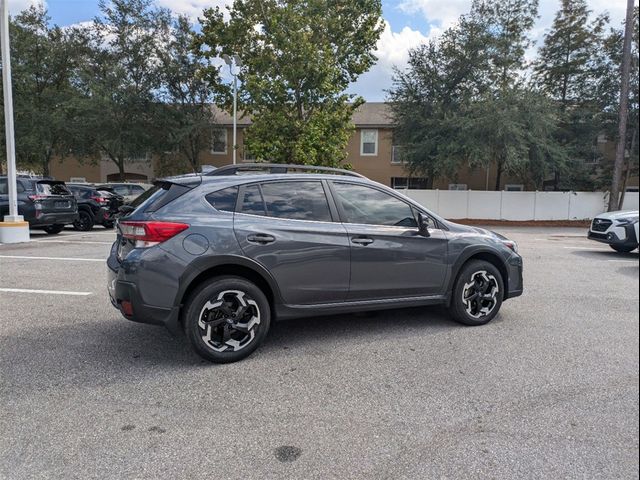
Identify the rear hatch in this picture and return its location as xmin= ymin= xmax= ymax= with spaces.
xmin=115 ymin=176 xmax=200 ymax=262
xmin=33 ymin=181 xmax=76 ymax=212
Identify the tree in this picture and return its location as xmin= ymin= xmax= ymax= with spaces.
xmin=533 ymin=0 xmax=609 ymax=189
xmin=0 ymin=6 xmax=81 ymax=176
xmin=157 ymin=15 xmax=220 ymax=173
xmin=603 ymin=4 xmax=639 ymax=209
xmin=390 ymin=0 xmax=565 ymax=190
xmin=74 ymin=0 xmax=171 ymax=180
xmin=195 ymin=0 xmax=384 ymax=166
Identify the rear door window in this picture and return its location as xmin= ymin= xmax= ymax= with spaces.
xmin=261 ymin=181 xmax=332 ymax=222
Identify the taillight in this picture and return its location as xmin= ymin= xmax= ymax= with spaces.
xmin=28 ymin=195 xmax=47 ymax=202
xmin=119 ymin=221 xmax=189 ymax=248
xmin=91 ymin=195 xmax=107 ymax=204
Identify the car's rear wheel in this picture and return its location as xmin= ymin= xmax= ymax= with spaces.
xmin=610 ymin=244 xmax=636 ymax=253
xmin=184 ymin=276 xmax=271 ymax=363
xmin=449 ymin=260 xmax=504 ymax=326
xmin=102 ymin=220 xmax=115 ymax=229
xmin=43 ymin=224 xmax=64 ymax=234
xmin=73 ymin=210 xmax=94 ymax=231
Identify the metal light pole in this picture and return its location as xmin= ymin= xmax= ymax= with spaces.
xmin=0 ymin=0 xmax=28 ymax=243
xmin=1 ymin=0 xmax=19 ymax=221
xmin=223 ymin=54 xmax=242 ymax=165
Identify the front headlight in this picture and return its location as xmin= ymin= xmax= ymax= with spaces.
xmin=616 ymin=217 xmax=639 ymax=226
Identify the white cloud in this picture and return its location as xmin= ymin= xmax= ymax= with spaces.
xmin=349 ymin=20 xmax=434 ymax=101
xmin=156 ymin=0 xmax=231 ymax=21
xmin=398 ymin=0 xmax=470 ymax=30
xmin=8 ymin=0 xmax=44 ymax=14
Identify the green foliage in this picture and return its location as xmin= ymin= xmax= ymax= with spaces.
xmin=157 ymin=15 xmax=219 ymax=173
xmin=195 ymin=0 xmax=383 ymax=166
xmin=72 ymin=0 xmax=172 ymax=180
xmin=0 ymin=6 xmax=82 ymax=175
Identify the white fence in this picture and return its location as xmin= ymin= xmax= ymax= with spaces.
xmin=403 ymin=190 xmax=640 ymax=221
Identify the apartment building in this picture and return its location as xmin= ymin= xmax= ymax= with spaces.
xmin=50 ymin=102 xmax=638 ymax=192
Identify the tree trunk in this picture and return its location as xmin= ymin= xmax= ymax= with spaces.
xmin=608 ymin=0 xmax=635 ymax=211
xmin=618 ymin=125 xmax=638 ymax=210
xmin=494 ymin=162 xmax=503 ymax=191
xmin=118 ymin=159 xmax=126 ymax=181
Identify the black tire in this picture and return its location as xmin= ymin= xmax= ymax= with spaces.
xmin=43 ymin=224 xmax=64 ymax=235
xmin=73 ymin=210 xmax=94 ymax=231
xmin=449 ymin=260 xmax=504 ymax=326
xmin=610 ymin=244 xmax=636 ymax=253
xmin=184 ymin=276 xmax=271 ymax=363
xmin=102 ymin=220 xmax=115 ymax=229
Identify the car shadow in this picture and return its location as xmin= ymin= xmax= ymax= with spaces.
xmin=2 ymin=306 xmax=460 ymax=396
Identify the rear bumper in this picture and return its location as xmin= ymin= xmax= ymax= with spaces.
xmin=107 ymin=250 xmax=181 ymax=335
xmin=30 ymin=211 xmax=78 ymax=227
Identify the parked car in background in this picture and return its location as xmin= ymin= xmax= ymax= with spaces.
xmin=66 ymin=183 xmax=124 ymax=231
xmin=0 ymin=176 xmax=78 ymax=234
xmin=108 ymin=164 xmax=523 ymax=364
xmin=96 ymin=182 xmax=152 ymax=203
xmin=588 ymin=210 xmax=639 ymax=253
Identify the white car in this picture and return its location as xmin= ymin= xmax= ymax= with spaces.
xmin=588 ymin=210 xmax=639 ymax=253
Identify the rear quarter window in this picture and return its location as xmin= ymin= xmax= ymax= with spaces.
xmin=206 ymin=186 xmax=238 ymax=212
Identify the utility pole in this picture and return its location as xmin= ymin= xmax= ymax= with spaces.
xmin=608 ymin=0 xmax=634 ymax=212
xmin=223 ymin=54 xmax=242 ymax=165
xmin=0 ymin=0 xmax=29 ymax=243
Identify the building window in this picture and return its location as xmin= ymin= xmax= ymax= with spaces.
xmin=211 ymin=128 xmax=227 ymax=154
xmin=391 ymin=177 xmax=429 ymax=189
xmin=448 ymin=184 xmax=467 ymax=191
xmin=505 ymin=184 xmax=524 ymax=191
xmin=360 ymin=129 xmax=378 ymax=156
xmin=391 ymin=146 xmax=406 ymax=164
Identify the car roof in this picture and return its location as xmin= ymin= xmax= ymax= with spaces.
xmin=196 ymin=173 xmax=374 ymax=188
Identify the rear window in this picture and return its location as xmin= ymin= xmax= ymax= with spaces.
xmin=36 ymin=183 xmax=71 ymax=196
xmin=129 ymin=185 xmax=160 ymax=209
xmin=239 ymin=184 xmax=266 ymax=216
xmin=145 ymin=183 xmax=191 ymax=212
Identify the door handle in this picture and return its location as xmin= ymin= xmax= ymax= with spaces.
xmin=247 ymin=233 xmax=276 ymax=244
xmin=351 ymin=236 xmax=374 ymax=246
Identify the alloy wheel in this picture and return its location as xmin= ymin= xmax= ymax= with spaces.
xmin=198 ymin=290 xmax=261 ymax=353
xmin=461 ymin=270 xmax=499 ymax=319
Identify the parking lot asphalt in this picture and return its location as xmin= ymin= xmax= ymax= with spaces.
xmin=1 ymin=226 xmax=638 ymax=480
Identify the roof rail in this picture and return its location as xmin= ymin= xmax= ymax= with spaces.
xmin=205 ymin=163 xmax=365 ymax=178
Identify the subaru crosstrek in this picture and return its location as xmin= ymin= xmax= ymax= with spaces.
xmin=107 ymin=164 xmax=523 ymax=363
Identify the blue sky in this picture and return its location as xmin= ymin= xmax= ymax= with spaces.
xmin=10 ymin=0 xmax=634 ymax=101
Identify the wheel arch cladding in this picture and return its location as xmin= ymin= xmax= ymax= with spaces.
xmin=178 ymin=263 xmax=277 ymax=323
xmin=451 ymin=250 xmax=509 ymax=299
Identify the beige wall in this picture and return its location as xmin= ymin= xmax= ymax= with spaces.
xmin=346 ymin=128 xmax=406 ymax=186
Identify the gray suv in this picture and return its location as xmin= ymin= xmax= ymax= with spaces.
xmin=107 ymin=164 xmax=523 ymax=363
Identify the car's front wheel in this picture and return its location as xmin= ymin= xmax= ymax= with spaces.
xmin=610 ymin=244 xmax=637 ymax=253
xmin=184 ymin=276 xmax=271 ymax=363
xmin=449 ymin=260 xmax=504 ymax=326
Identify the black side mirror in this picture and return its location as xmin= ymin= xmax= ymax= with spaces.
xmin=418 ymin=212 xmax=431 ymax=237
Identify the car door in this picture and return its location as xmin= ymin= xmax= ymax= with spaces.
xmin=233 ymin=180 xmax=350 ymax=305
xmin=329 ymin=181 xmax=448 ymax=300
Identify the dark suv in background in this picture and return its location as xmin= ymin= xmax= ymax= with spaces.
xmin=66 ymin=183 xmax=124 ymax=230
xmin=108 ymin=164 xmax=523 ymax=363
xmin=0 ymin=176 xmax=78 ymax=234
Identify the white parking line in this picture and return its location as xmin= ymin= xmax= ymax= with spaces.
xmin=32 ymin=231 xmax=116 ymax=241
xmin=0 ymin=287 xmax=92 ymax=296
xmin=30 ymin=240 xmax=113 ymax=245
xmin=0 ymin=255 xmax=104 ymax=262
xmin=607 ymin=259 xmax=639 ymax=264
